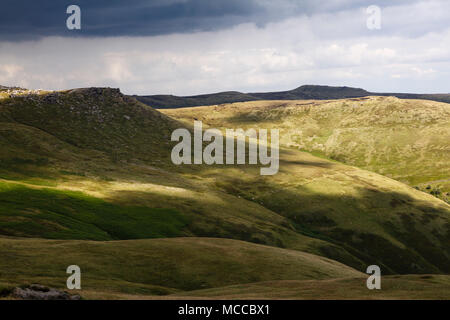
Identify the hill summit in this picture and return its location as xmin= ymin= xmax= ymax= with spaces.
xmin=0 ymin=87 xmax=180 ymax=170
xmin=249 ymin=85 xmax=370 ymax=100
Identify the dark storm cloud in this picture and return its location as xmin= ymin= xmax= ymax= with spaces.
xmin=2 ymin=0 xmax=449 ymax=94
xmin=0 ymin=0 xmax=420 ymax=40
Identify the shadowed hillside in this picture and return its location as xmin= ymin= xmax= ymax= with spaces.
xmin=134 ymin=91 xmax=258 ymax=109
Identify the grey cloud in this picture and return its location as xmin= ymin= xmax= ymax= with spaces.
xmin=0 ymin=0 xmax=424 ymax=40
xmin=1 ymin=0 xmax=449 ymax=96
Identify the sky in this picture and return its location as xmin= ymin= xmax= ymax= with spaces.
xmin=0 ymin=0 xmax=449 ymax=95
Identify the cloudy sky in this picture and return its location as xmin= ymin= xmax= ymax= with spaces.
xmin=0 ymin=0 xmax=449 ymax=95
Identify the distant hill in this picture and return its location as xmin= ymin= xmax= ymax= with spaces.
xmin=135 ymin=85 xmax=450 ymax=108
xmin=249 ymin=85 xmax=370 ymax=100
xmin=133 ymin=91 xmax=258 ymax=108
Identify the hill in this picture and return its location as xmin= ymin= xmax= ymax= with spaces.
xmin=2 ymin=236 xmax=447 ymax=300
xmin=0 ymin=87 xmax=179 ymax=165
xmin=165 ymin=275 xmax=450 ymax=300
xmin=135 ymin=85 xmax=450 ymax=108
xmin=134 ymin=91 xmax=257 ymax=109
xmin=0 ymin=88 xmax=449 ymax=298
xmin=249 ymin=85 xmax=370 ymax=100
xmin=164 ymin=96 xmax=450 ymax=204
xmin=0 ymin=237 xmax=362 ymax=298
xmin=376 ymin=92 xmax=450 ymax=104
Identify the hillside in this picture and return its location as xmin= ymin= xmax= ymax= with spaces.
xmin=376 ymin=92 xmax=450 ymax=104
xmin=2 ymin=237 xmax=448 ymax=300
xmin=134 ymin=91 xmax=257 ymax=109
xmin=0 ymin=237 xmax=362 ymax=298
xmin=0 ymin=87 xmax=179 ymax=166
xmin=0 ymin=88 xmax=449 ymax=298
xmin=166 ymin=275 xmax=450 ymax=300
xmin=164 ymin=96 xmax=450 ymax=203
xmin=135 ymin=85 xmax=450 ymax=108
xmin=249 ymin=85 xmax=370 ymax=100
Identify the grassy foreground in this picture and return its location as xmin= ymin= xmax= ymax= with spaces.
xmin=2 ymin=236 xmax=448 ymax=300
xmin=0 ymin=236 xmax=361 ymax=298
xmin=165 ymin=275 xmax=450 ymax=300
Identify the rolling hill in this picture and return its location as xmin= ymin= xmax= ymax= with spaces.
xmin=3 ymin=237 xmax=448 ymax=300
xmin=0 ymin=237 xmax=362 ymax=298
xmin=164 ymin=96 xmax=450 ymax=204
xmin=0 ymin=87 xmax=449 ymax=299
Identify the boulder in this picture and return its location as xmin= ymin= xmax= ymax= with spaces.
xmin=11 ymin=284 xmax=81 ymax=300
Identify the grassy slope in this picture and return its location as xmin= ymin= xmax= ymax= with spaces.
xmin=0 ymin=89 xmax=449 ymax=298
xmin=135 ymin=91 xmax=258 ymax=109
xmin=191 ymin=150 xmax=450 ymax=274
xmin=163 ymin=99 xmax=450 ymax=274
xmin=1 ymin=140 xmax=449 ymax=274
xmin=166 ymin=275 xmax=450 ymax=300
xmin=0 ymin=180 xmax=187 ymax=240
xmin=0 ymin=237 xmax=362 ymax=298
xmin=163 ymin=96 xmax=450 ymax=203
xmin=0 ymin=88 xmax=178 ymax=163
xmin=0 ymin=89 xmax=359 ymax=266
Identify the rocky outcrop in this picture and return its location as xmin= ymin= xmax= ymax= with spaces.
xmin=11 ymin=284 xmax=81 ymax=300
xmin=0 ymin=85 xmax=26 ymax=91
xmin=68 ymin=87 xmax=122 ymax=98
